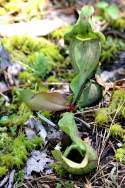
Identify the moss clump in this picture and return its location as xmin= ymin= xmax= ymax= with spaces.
xmin=115 ymin=148 xmax=125 ymax=164
xmin=2 ymin=35 xmax=64 ymax=83
xmin=0 ymin=166 xmax=8 ymax=177
xmin=101 ymin=36 xmax=125 ymax=63
xmin=50 ymin=25 xmax=72 ymax=40
xmin=51 ymin=163 xmax=67 ymax=177
xmin=95 ymin=90 xmax=125 ymax=164
xmin=95 ymin=108 xmax=109 ymax=126
xmin=0 ymin=103 xmax=32 ymax=128
xmin=95 ymin=89 xmax=125 ymax=126
xmin=3 ymin=36 xmax=63 ymax=64
xmin=109 ymin=89 xmax=125 ymax=114
xmin=112 ymin=18 xmax=125 ymax=32
xmin=110 ymin=123 xmax=125 ymax=138
xmin=0 ymin=133 xmax=43 ymax=177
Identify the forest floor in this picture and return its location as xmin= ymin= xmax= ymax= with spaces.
xmin=0 ymin=0 xmax=125 ymax=188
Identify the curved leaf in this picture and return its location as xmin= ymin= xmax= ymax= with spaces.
xmin=54 ymin=112 xmax=97 ymax=174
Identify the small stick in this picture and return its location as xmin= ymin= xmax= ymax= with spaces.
xmin=36 ymin=112 xmax=56 ymax=127
xmin=75 ymin=117 xmax=91 ymax=129
xmin=0 ymin=175 xmax=9 ymax=188
xmin=7 ymin=169 xmax=15 ymax=188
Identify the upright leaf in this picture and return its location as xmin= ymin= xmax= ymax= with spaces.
xmin=70 ymin=39 xmax=101 ymax=99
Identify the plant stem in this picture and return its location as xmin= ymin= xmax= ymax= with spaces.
xmin=72 ymin=81 xmax=86 ymax=105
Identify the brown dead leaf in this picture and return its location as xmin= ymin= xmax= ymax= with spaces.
xmin=95 ymin=74 xmax=114 ymax=95
xmin=29 ymin=92 xmax=67 ymax=111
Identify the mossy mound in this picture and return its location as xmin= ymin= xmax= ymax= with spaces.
xmin=0 ymin=133 xmax=42 ymax=177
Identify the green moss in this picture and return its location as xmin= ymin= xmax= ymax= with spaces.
xmin=112 ymin=18 xmax=125 ymax=32
xmin=1 ymin=154 xmax=14 ymax=168
xmin=0 ymin=133 xmax=12 ymax=152
xmin=95 ymin=89 xmax=125 ymax=164
xmin=26 ymin=136 xmax=42 ymax=151
xmin=110 ymin=123 xmax=124 ymax=138
xmin=95 ymin=108 xmax=109 ymax=126
xmin=0 ymin=166 xmax=8 ymax=178
xmin=0 ymin=103 xmax=32 ymax=128
xmin=101 ymin=37 xmax=125 ymax=63
xmin=51 ymin=163 xmax=67 ymax=176
xmin=2 ymin=35 xmax=64 ymax=83
xmin=95 ymin=89 xmax=125 ymax=126
xmin=27 ymin=52 xmax=50 ymax=79
xmin=0 ymin=133 xmax=43 ymax=176
xmin=115 ymin=148 xmax=125 ymax=164
xmin=3 ymin=36 xmax=63 ymax=64
xmin=109 ymin=89 xmax=125 ymax=116
xmin=51 ymin=25 xmax=72 ymax=40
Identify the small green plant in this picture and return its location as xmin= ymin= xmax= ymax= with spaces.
xmin=51 ymin=163 xmax=67 ymax=177
xmin=20 ymin=6 xmax=105 ymax=176
xmin=20 ymin=5 xmax=104 ymax=111
xmin=52 ymin=112 xmax=97 ymax=175
xmin=0 ymin=103 xmax=32 ymax=129
xmin=96 ymin=1 xmax=125 ymax=31
xmin=14 ymin=170 xmax=25 ymax=187
xmin=96 ymin=2 xmax=120 ymax=21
